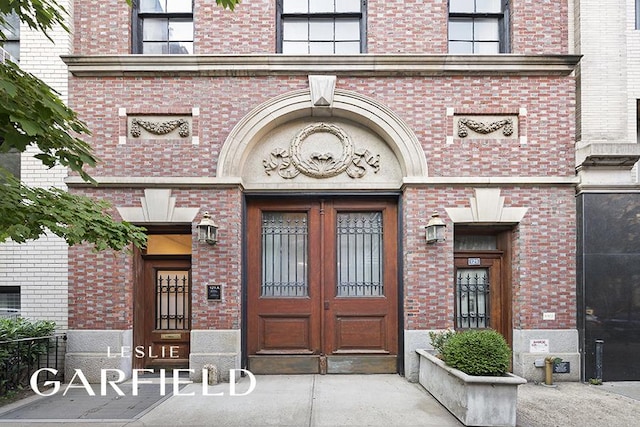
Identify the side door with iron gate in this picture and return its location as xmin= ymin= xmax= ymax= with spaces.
xmin=136 ymin=258 xmax=191 ymax=369
xmin=454 ymin=252 xmax=511 ymax=346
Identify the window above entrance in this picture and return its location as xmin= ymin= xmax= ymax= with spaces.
xmin=277 ymin=0 xmax=366 ymax=54
xmin=146 ymin=234 xmax=192 ymax=255
xmin=454 ymin=234 xmax=497 ymax=251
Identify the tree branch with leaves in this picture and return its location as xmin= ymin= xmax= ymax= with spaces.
xmin=0 ymin=0 xmax=135 ymax=249
xmin=0 ymin=0 xmax=240 ymax=250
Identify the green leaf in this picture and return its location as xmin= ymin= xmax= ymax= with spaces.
xmin=9 ymin=116 xmax=42 ymax=136
xmin=1 ymin=62 xmax=95 ymax=178
xmin=0 ymin=0 xmax=70 ymax=42
xmin=218 ymin=0 xmax=241 ymax=10
xmin=0 ymin=79 xmax=17 ymax=96
xmin=0 ymin=0 xmax=215 ymax=252
xmin=0 ymin=170 xmax=147 ymax=251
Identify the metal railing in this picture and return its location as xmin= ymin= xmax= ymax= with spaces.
xmin=0 ymin=309 xmax=21 ymax=321
xmin=0 ymin=334 xmax=66 ymax=396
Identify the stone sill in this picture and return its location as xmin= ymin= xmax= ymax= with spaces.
xmin=62 ymin=54 xmax=581 ymax=77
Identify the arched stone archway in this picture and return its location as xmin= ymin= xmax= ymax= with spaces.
xmin=217 ymin=87 xmax=427 ymax=189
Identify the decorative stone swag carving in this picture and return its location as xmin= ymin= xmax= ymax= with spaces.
xmin=130 ymin=118 xmax=190 ymax=138
xmin=457 ymin=118 xmax=513 ymax=138
xmin=263 ymin=123 xmax=380 ymax=180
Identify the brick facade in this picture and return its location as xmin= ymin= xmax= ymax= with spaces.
xmin=65 ymin=0 xmax=579 ymax=381
xmin=403 ymin=186 xmax=576 ymax=331
xmin=72 ymin=0 xmax=568 ymax=55
xmin=68 ymin=75 xmax=575 ymax=178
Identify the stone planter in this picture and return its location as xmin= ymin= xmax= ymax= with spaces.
xmin=416 ymin=349 xmax=526 ymax=427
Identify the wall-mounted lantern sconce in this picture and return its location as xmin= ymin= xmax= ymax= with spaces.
xmin=197 ymin=211 xmax=218 ymax=245
xmin=425 ymin=212 xmax=446 ymax=244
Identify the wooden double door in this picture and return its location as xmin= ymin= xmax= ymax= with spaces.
xmin=247 ymin=197 xmax=398 ymax=374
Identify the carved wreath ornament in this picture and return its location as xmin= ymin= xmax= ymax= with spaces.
xmin=457 ymin=118 xmax=513 ymax=138
xmin=263 ymin=123 xmax=380 ymax=179
xmin=130 ymin=118 xmax=190 ymax=138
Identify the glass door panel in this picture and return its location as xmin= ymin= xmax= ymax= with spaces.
xmin=155 ymin=270 xmax=190 ymax=330
xmin=456 ymin=268 xmax=489 ymax=328
xmin=336 ymin=212 xmax=383 ymax=297
xmin=261 ymin=212 xmax=308 ymax=297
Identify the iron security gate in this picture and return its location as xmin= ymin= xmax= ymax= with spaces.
xmin=456 ymin=269 xmax=490 ymax=329
xmin=156 ymin=271 xmax=190 ymax=330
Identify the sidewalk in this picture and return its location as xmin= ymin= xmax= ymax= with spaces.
xmin=0 ymin=375 xmax=638 ymax=426
xmin=516 ymin=381 xmax=640 ymax=427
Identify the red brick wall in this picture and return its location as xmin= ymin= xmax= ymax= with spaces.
xmin=67 ymin=75 xmax=576 ymax=333
xmin=69 ymin=75 xmax=575 ymax=179
xmin=402 ymin=186 xmax=577 ymax=331
xmin=72 ymin=0 xmax=568 ymax=55
xmin=190 ymin=189 xmax=243 ymax=330
xmin=402 ymin=187 xmax=456 ymax=330
xmin=73 ymin=0 xmax=131 ymax=55
xmin=69 ymin=184 xmax=576 ymax=332
xmin=68 ymin=244 xmax=134 ymax=330
xmin=67 ymin=187 xmax=137 ymax=329
xmin=510 ymin=186 xmax=577 ymax=330
xmin=68 ymin=0 xmax=576 ymax=335
xmin=367 ymin=1 xmax=449 ymax=54
xmin=512 ymin=0 xmax=569 ymax=54
xmin=68 ymin=187 xmax=243 ymax=330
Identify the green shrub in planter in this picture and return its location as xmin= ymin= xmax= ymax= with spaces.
xmin=428 ymin=329 xmax=455 ymax=356
xmin=440 ymin=329 xmax=511 ymax=376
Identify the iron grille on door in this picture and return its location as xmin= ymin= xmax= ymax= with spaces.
xmin=456 ymin=268 xmax=489 ymax=328
xmin=336 ymin=212 xmax=383 ymax=297
xmin=156 ymin=270 xmax=190 ymax=330
xmin=261 ymin=212 xmax=308 ymax=297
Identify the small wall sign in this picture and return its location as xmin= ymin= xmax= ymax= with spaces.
xmin=207 ymin=284 xmax=222 ymax=301
xmin=467 ymin=258 xmax=481 ymax=266
xmin=529 ymin=339 xmax=549 ymax=353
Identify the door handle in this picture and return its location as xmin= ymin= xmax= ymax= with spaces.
xmin=324 ymin=301 xmax=329 ymax=310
